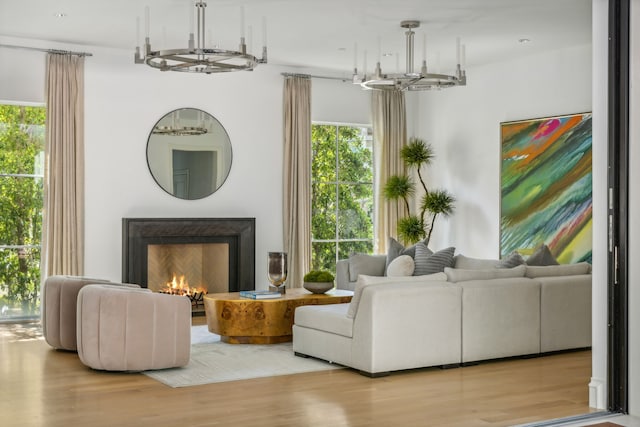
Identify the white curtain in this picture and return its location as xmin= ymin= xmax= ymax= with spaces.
xmin=42 ymin=53 xmax=85 ymax=276
xmin=371 ymin=90 xmax=407 ymax=254
xmin=283 ymin=76 xmax=312 ymax=287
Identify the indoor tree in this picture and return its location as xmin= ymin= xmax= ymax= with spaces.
xmin=383 ymin=137 xmax=455 ymax=245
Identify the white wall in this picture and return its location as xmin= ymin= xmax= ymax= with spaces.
xmin=415 ymin=44 xmax=593 ymax=257
xmin=0 ymin=37 xmax=46 ymax=104
xmin=0 ymin=39 xmax=371 ymax=289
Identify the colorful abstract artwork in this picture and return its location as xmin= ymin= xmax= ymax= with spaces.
xmin=500 ymin=112 xmax=592 ymax=264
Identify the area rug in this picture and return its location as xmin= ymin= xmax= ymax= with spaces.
xmin=143 ymin=325 xmax=342 ymax=387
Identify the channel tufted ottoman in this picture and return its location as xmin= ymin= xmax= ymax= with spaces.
xmin=41 ymin=275 xmax=128 ymax=351
xmin=76 ymin=284 xmax=192 ymax=371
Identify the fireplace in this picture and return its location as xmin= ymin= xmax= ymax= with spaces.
xmin=122 ymin=218 xmax=255 ymax=313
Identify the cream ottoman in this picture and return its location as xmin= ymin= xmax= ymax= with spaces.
xmin=41 ymin=275 xmax=123 ymax=351
xmin=76 ymin=284 xmax=192 ymax=371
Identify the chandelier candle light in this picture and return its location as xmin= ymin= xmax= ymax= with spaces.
xmin=353 ymin=20 xmax=467 ymax=91
xmin=134 ymin=1 xmax=267 ymax=73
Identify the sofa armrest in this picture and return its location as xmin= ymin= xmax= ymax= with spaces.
xmin=336 ymin=259 xmax=351 ymax=290
xmin=351 ymin=281 xmax=461 ymax=374
xmin=539 ymin=274 xmax=591 ymax=352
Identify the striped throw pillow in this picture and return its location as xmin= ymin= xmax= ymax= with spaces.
xmin=413 ymin=244 xmax=456 ymax=276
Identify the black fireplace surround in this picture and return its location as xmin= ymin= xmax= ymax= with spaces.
xmin=122 ymin=218 xmax=255 ymax=292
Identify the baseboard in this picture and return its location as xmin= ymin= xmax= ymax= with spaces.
xmin=589 ymin=377 xmax=607 ymax=409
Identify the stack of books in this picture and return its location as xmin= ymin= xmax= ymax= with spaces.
xmin=239 ymin=290 xmax=282 ymax=300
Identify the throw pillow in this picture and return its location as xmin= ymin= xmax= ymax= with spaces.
xmin=525 ymin=262 xmax=591 ymax=278
xmin=386 ymin=255 xmax=415 ymax=277
xmin=496 ymin=251 xmax=525 ymax=268
xmin=348 ymin=253 xmax=386 ymax=282
xmin=526 ymin=244 xmax=559 ymax=266
xmin=413 ymin=244 xmax=455 ymax=276
xmin=385 ymin=237 xmax=428 ymax=272
xmin=444 ymin=265 xmax=526 ymax=282
xmin=346 ymin=272 xmax=448 ymax=319
xmin=453 ymin=254 xmax=499 ymax=269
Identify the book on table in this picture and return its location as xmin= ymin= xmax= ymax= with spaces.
xmin=239 ymin=290 xmax=282 ymax=299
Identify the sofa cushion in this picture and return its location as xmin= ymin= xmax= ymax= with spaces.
xmin=496 ymin=251 xmax=526 ymax=268
xmin=385 ymin=237 xmax=429 ymax=269
xmin=526 ymin=244 xmax=559 ymax=266
xmin=413 ymin=245 xmax=455 ymax=276
xmin=444 ymin=265 xmax=526 ymax=282
xmin=294 ymin=303 xmax=353 ymax=338
xmin=525 ymin=262 xmax=591 ymax=278
xmin=346 ymin=273 xmax=448 ymax=319
xmin=386 ymin=255 xmax=415 ymax=277
xmin=348 ymin=253 xmax=386 ymax=282
xmin=453 ymin=254 xmax=499 ymax=269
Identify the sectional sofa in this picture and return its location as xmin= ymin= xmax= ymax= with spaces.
xmin=293 ymin=254 xmax=592 ymax=376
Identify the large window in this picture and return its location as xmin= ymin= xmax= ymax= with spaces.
xmin=0 ymin=104 xmax=45 ymax=320
xmin=311 ymin=123 xmax=374 ymax=273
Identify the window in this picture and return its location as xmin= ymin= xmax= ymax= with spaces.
xmin=311 ymin=123 xmax=374 ymax=273
xmin=0 ymin=104 xmax=45 ymax=320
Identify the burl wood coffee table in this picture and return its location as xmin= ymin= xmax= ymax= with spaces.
xmin=204 ymin=288 xmax=353 ymax=344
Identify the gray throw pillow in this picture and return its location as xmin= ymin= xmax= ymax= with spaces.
xmin=413 ymin=244 xmax=455 ymax=276
xmin=496 ymin=251 xmax=525 ymax=268
xmin=385 ymin=237 xmax=429 ymax=272
xmin=527 ymin=244 xmax=559 ymax=266
xmin=453 ymin=254 xmax=499 ymax=269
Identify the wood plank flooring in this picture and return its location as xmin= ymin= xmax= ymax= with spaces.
xmin=0 ymin=321 xmax=595 ymax=427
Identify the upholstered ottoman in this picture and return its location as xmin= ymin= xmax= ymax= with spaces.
xmin=42 ymin=275 xmax=124 ymax=351
xmin=76 ymin=284 xmax=192 ymax=371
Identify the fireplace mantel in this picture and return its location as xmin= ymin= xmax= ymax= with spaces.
xmin=122 ymin=218 xmax=255 ymax=292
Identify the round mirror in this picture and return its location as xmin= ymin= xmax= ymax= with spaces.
xmin=146 ymin=108 xmax=232 ymax=200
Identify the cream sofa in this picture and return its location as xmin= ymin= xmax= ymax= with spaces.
xmin=293 ymin=262 xmax=592 ymax=376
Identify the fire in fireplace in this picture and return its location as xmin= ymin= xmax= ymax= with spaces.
xmin=158 ymin=274 xmax=208 ymax=312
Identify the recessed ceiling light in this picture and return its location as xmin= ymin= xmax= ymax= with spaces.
xmin=519 ymin=38 xmax=531 ymax=44
xmin=54 ymin=13 xmax=67 ymax=18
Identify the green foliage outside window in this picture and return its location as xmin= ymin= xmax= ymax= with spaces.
xmin=0 ymin=105 xmax=45 ymax=317
xmin=311 ymin=124 xmax=374 ymax=274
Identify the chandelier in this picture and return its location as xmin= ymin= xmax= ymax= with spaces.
xmin=352 ymin=20 xmax=467 ymax=91
xmin=134 ymin=1 xmax=267 ymax=74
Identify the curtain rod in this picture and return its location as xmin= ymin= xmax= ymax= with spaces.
xmin=281 ymin=72 xmax=350 ymax=82
xmin=0 ymin=43 xmax=93 ymax=57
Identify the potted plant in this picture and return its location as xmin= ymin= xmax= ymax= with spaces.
xmin=383 ymin=137 xmax=455 ymax=245
xmin=303 ymin=270 xmax=335 ymax=294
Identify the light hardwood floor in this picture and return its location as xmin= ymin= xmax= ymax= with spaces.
xmin=0 ymin=321 xmax=595 ymax=427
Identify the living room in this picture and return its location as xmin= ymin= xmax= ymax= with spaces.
xmin=1 ymin=0 xmax=639 ymax=426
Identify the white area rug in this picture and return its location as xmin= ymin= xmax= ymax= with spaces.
xmin=143 ymin=325 xmax=342 ymax=387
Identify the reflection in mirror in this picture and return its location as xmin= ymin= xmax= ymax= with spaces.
xmin=146 ymin=108 xmax=232 ymax=200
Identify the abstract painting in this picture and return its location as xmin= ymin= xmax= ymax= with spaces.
xmin=500 ymin=112 xmax=592 ymax=264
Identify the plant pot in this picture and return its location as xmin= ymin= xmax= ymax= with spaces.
xmin=303 ymin=281 xmax=334 ymax=294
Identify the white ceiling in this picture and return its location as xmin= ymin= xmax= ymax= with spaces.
xmin=0 ymin=0 xmax=592 ymax=76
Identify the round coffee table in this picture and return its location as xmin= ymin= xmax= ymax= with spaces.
xmin=203 ymin=288 xmax=353 ymax=344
